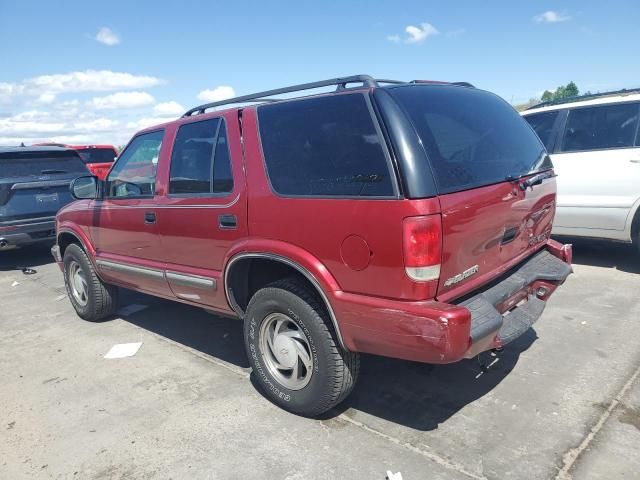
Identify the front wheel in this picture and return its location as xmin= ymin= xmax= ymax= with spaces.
xmin=244 ymin=278 xmax=359 ymax=416
xmin=63 ymin=243 xmax=118 ymax=321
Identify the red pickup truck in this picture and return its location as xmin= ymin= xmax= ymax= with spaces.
xmin=52 ymin=75 xmax=572 ymax=416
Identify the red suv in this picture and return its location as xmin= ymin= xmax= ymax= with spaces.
xmin=52 ymin=75 xmax=572 ymax=416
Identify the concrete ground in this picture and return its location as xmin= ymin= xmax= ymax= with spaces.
xmin=1 ymin=240 xmax=639 ymax=480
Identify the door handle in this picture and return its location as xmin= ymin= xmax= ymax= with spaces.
xmin=144 ymin=212 xmax=156 ymax=224
xmin=218 ymin=214 xmax=237 ymax=229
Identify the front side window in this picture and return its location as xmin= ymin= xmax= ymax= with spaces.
xmin=258 ymin=93 xmax=395 ymax=197
xmin=524 ymin=111 xmax=560 ymax=150
xmin=106 ymin=130 xmax=163 ymax=198
xmin=561 ymin=103 xmax=639 ymax=152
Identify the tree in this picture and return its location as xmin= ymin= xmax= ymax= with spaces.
xmin=565 ymin=81 xmax=579 ymax=97
xmin=541 ymin=90 xmax=554 ymax=102
xmin=554 ymin=85 xmax=567 ymax=99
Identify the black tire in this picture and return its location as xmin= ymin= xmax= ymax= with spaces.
xmin=63 ymin=243 xmax=118 ymax=321
xmin=244 ymin=278 xmax=359 ymax=416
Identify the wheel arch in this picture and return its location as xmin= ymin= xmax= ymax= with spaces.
xmin=627 ymin=197 xmax=640 ymax=243
xmin=224 ymin=252 xmax=347 ymax=350
xmin=57 ymin=227 xmax=95 ymax=258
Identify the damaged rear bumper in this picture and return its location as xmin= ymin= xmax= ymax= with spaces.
xmin=334 ymin=240 xmax=573 ymax=364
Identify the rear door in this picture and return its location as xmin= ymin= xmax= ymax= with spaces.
xmin=155 ymin=113 xmax=247 ymax=308
xmin=387 ymin=85 xmax=556 ymax=301
xmin=548 ymin=102 xmax=640 ymax=232
xmin=0 ymin=150 xmax=88 ymax=224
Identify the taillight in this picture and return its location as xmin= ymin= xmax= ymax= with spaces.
xmin=402 ymin=215 xmax=442 ymax=282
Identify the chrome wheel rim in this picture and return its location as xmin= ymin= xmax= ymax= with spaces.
xmin=259 ymin=313 xmax=314 ymax=390
xmin=68 ymin=260 xmax=88 ymax=306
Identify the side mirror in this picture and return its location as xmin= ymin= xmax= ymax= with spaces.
xmin=70 ymin=175 xmax=99 ymax=200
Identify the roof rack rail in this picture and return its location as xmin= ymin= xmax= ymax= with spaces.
xmin=183 ymin=74 xmax=393 ymax=117
xmin=527 ymin=86 xmax=640 ymax=110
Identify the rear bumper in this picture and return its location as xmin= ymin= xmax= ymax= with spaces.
xmin=334 ymin=240 xmax=573 ymax=364
xmin=0 ymin=219 xmax=56 ymax=251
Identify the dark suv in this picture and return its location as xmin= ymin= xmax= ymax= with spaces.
xmin=0 ymin=146 xmax=88 ymax=251
xmin=52 ymin=75 xmax=573 ymax=416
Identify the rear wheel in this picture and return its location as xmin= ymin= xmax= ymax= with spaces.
xmin=63 ymin=243 xmax=118 ymax=321
xmin=244 ymin=278 xmax=359 ymax=416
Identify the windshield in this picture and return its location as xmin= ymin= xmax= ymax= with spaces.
xmin=0 ymin=151 xmax=88 ymax=177
xmin=76 ymin=147 xmax=117 ymax=164
xmin=389 ymin=85 xmax=551 ymax=194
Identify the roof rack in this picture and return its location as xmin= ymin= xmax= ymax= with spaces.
xmin=183 ymin=75 xmax=382 ymax=117
xmin=527 ymin=87 xmax=640 ymax=110
xmin=183 ymin=75 xmax=475 ymax=117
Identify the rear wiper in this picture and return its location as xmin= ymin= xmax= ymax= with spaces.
xmin=40 ymin=169 xmax=67 ymax=174
xmin=519 ymin=170 xmax=555 ymax=190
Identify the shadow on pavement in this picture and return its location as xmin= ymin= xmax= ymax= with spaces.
xmin=555 ymin=236 xmax=640 ymax=274
xmin=0 ymin=242 xmax=55 ymax=272
xmin=330 ymin=328 xmax=536 ymax=430
xmin=116 ymin=288 xmax=536 ymax=430
xmin=117 ymin=289 xmax=250 ymax=369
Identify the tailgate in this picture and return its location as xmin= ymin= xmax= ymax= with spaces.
xmin=0 ymin=178 xmax=75 ymax=222
xmin=436 ymin=176 xmax=556 ymax=301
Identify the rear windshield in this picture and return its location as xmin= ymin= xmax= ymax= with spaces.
xmin=389 ymin=85 xmax=550 ymax=194
xmin=76 ymin=147 xmax=117 ymax=164
xmin=0 ymin=151 xmax=88 ymax=177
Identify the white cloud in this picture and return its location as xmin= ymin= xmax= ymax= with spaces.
xmin=25 ymin=70 xmax=164 ymax=95
xmin=405 ymin=23 xmax=439 ymax=44
xmin=197 ymin=85 xmax=236 ymax=102
xmin=126 ymin=117 xmax=171 ymax=130
xmin=37 ymin=93 xmax=56 ymax=104
xmin=89 ymin=91 xmax=155 ymax=110
xmin=533 ymin=11 xmax=571 ymax=24
xmin=95 ymin=27 xmax=120 ymax=46
xmin=0 ymin=70 xmax=164 ymax=105
xmin=386 ymin=34 xmax=400 ymax=43
xmin=73 ymin=118 xmax=120 ymax=131
xmin=153 ymin=101 xmax=184 ymax=116
xmin=0 ymin=82 xmax=24 ymax=103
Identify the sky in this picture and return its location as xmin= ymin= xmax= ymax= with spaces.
xmin=1 ymin=0 xmax=638 ymax=146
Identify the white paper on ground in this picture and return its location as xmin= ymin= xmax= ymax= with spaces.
xmin=104 ymin=342 xmax=142 ymax=359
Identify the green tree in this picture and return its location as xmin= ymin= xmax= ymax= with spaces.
xmin=554 ymin=85 xmax=567 ymax=99
xmin=564 ymin=81 xmax=579 ymax=97
xmin=541 ymin=90 xmax=554 ymax=102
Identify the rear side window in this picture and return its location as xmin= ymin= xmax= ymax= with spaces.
xmin=561 ymin=103 xmax=640 ymax=152
xmin=0 ymin=151 xmax=87 ymax=177
xmin=169 ymin=118 xmax=234 ymax=195
xmin=389 ymin=86 xmax=548 ymax=194
xmin=258 ymin=93 xmax=395 ymax=197
xmin=524 ymin=111 xmax=560 ymax=150
xmin=76 ymin=148 xmax=117 ymax=164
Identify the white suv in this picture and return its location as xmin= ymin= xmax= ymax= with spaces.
xmin=522 ymin=90 xmax=640 ymax=249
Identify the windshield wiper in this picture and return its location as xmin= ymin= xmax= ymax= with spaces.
xmin=40 ymin=169 xmax=67 ymax=174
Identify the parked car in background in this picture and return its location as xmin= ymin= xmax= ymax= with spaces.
xmin=0 ymin=146 xmax=88 ymax=251
xmin=522 ymin=89 xmax=640 ymax=250
xmin=52 ymin=75 xmax=572 ymax=416
xmin=34 ymin=143 xmax=118 ymax=180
